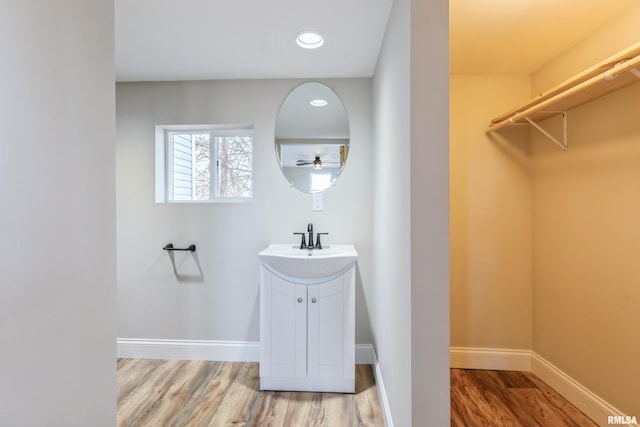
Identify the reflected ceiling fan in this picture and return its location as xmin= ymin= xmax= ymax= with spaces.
xmin=296 ymin=155 xmax=339 ymax=169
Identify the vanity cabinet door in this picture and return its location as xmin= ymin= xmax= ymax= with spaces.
xmin=260 ymin=268 xmax=307 ymax=379
xmin=260 ymin=264 xmax=355 ymax=392
xmin=307 ymin=267 xmax=355 ymax=383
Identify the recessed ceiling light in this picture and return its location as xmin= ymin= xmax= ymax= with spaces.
xmin=296 ymin=31 xmax=324 ymax=49
xmin=310 ymin=99 xmax=328 ymax=107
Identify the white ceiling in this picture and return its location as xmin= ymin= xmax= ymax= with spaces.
xmin=115 ymin=0 xmax=394 ymax=81
xmin=115 ymin=0 xmax=638 ymax=82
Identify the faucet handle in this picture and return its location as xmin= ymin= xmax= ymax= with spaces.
xmin=293 ymin=232 xmax=306 ymax=249
xmin=315 ymin=232 xmax=328 ymax=249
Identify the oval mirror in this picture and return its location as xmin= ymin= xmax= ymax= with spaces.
xmin=275 ymin=82 xmax=350 ymax=193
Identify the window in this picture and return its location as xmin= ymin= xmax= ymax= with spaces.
xmin=310 ymin=173 xmax=331 ymax=193
xmin=156 ymin=125 xmax=253 ymax=202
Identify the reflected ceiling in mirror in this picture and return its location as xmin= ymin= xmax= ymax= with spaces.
xmin=275 ymin=82 xmax=350 ymax=193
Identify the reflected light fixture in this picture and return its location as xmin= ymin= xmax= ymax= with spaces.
xmin=310 ymin=99 xmax=328 ymax=107
xmin=313 ymin=157 xmax=323 ymax=169
xmin=296 ymin=31 xmax=324 ymax=49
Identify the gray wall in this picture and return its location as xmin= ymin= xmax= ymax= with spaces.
xmin=0 ymin=1 xmax=116 ymax=426
xmin=372 ymin=0 xmax=413 ymax=423
xmin=372 ymin=0 xmax=450 ymax=424
xmin=116 ymin=78 xmax=374 ymax=344
xmin=409 ymin=0 xmax=451 ymax=424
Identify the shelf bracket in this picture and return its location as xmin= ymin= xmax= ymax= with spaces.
xmin=523 ymin=112 xmax=568 ymax=152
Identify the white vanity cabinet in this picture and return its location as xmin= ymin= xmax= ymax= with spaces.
xmin=259 ymin=261 xmax=356 ymax=393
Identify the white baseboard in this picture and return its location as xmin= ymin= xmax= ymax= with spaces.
xmin=451 ymin=347 xmax=637 ymax=426
xmin=371 ymin=347 xmax=393 ymax=427
xmin=117 ymin=338 xmax=374 ymax=364
xmin=117 ymin=338 xmax=260 ymax=362
xmin=450 ymin=346 xmax=531 ymax=371
xmin=530 ymin=352 xmax=637 ymax=427
xmin=356 ymin=343 xmax=373 ymax=364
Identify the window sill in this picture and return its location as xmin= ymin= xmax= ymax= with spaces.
xmin=158 ymin=198 xmax=253 ymax=204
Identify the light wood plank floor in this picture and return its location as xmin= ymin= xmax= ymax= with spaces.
xmin=451 ymin=369 xmax=598 ymax=427
xmin=118 ymin=360 xmax=598 ymax=426
xmin=117 ymin=359 xmax=384 ymax=427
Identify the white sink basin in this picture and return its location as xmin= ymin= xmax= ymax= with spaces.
xmin=259 ymin=244 xmax=357 ymax=280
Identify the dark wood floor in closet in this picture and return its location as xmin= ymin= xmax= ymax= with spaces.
xmin=451 ymin=368 xmax=598 ymax=426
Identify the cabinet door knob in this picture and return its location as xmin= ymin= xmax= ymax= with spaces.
xmin=297 ymin=297 xmax=303 ymax=303
xmin=311 ymin=297 xmax=317 ymax=303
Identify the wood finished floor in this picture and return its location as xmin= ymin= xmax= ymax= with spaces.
xmin=117 ymin=359 xmax=384 ymax=427
xmin=118 ymin=360 xmax=598 ymax=427
xmin=451 ymin=369 xmax=598 ymax=427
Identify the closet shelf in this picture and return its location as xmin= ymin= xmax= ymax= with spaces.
xmin=486 ymin=41 xmax=640 ymax=146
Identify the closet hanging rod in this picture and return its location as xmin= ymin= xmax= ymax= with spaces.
xmin=487 ymin=53 xmax=640 ymax=133
xmin=163 ymin=243 xmax=196 ymax=252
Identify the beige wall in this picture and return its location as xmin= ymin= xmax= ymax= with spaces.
xmin=450 ymin=74 xmax=533 ymax=349
xmin=531 ymin=4 xmax=640 ymax=93
xmin=531 ymin=4 xmax=640 ymax=417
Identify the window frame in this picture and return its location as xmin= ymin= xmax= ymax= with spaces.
xmin=155 ymin=124 xmax=254 ymax=203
